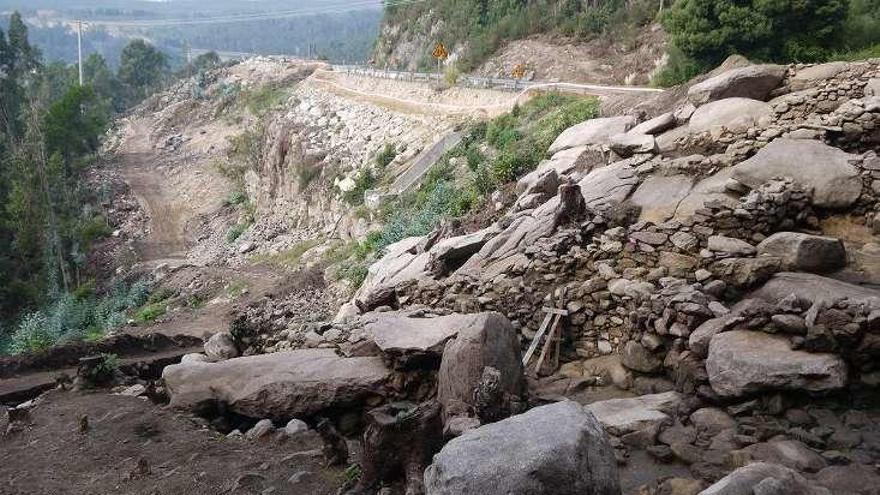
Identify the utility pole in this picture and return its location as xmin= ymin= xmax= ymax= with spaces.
xmin=77 ymin=20 xmax=83 ymax=86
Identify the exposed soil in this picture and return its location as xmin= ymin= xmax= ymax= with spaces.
xmin=476 ymin=28 xmax=667 ymax=86
xmin=0 ymin=390 xmax=342 ymax=495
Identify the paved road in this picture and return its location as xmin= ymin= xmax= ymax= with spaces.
xmin=331 ymin=64 xmax=664 ymax=97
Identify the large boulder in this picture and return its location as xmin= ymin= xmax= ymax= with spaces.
xmin=688 ymin=64 xmax=786 ymax=104
xmin=629 ymin=112 xmax=675 ymax=135
xmin=688 ymin=98 xmax=773 ymax=134
xmin=577 ymin=160 xmax=640 ymax=208
xmin=609 ymin=133 xmax=656 ymax=157
xmin=549 ymin=116 xmax=637 ymax=154
xmin=163 ymin=349 xmax=392 ymax=419
xmin=354 ymin=236 xmax=430 ymax=311
xmin=459 ymin=184 xmax=586 ymax=279
xmin=585 ymin=391 xmax=681 ymax=436
xmin=361 ymin=311 xmax=484 ymax=368
xmin=699 ymin=462 xmax=831 ymax=495
xmin=629 ymin=174 xmax=695 ymax=223
xmin=706 ymin=330 xmax=847 ymax=397
xmin=427 ymin=226 xmax=500 ymax=276
xmin=731 ymin=139 xmax=862 ymax=209
xmin=756 ymin=232 xmax=846 ymax=273
xmin=437 ymin=312 xmax=526 ymax=419
xmin=748 ymin=272 xmax=880 ymax=306
xmin=517 ymin=145 xmax=601 ymax=193
xmin=423 ymin=401 xmax=621 ymax=495
xmin=204 ymin=332 xmax=239 ymax=362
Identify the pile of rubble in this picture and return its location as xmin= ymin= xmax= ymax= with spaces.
xmin=157 ymin=57 xmax=880 ymax=495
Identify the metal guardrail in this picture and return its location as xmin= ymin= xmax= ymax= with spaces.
xmin=329 ymin=64 xmax=664 ymax=95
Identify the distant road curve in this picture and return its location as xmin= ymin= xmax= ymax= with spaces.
xmin=330 ymin=64 xmax=665 ymax=96
xmin=189 ymin=49 xmax=663 ymax=97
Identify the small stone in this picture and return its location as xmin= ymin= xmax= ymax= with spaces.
xmin=284 ymin=418 xmax=309 ymax=437
xmin=245 ymin=419 xmax=275 ymax=440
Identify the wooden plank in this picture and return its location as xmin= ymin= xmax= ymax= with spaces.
xmin=533 ymin=314 xmax=561 ymax=375
xmin=521 ymin=312 xmax=553 ymax=366
xmin=541 ymin=307 xmax=569 ymax=316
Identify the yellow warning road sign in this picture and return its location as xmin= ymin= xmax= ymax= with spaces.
xmin=511 ymin=63 xmax=526 ymax=79
xmin=432 ymin=42 xmax=449 ymax=60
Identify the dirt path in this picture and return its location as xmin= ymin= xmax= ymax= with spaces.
xmin=0 ymin=390 xmax=342 ymax=495
xmin=117 ymin=122 xmax=190 ymax=263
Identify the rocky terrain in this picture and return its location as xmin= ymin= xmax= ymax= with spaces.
xmin=4 ymin=51 xmax=880 ymax=495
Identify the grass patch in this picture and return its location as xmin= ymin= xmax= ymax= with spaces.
xmin=135 ymin=302 xmax=166 ymax=323
xmin=242 ymin=86 xmax=289 ymax=116
xmin=250 ymin=237 xmax=323 ymax=269
xmin=226 ymin=280 xmax=249 ymax=299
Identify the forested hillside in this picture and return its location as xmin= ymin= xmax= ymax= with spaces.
xmin=0 ymin=12 xmax=191 ymax=353
xmin=374 ymin=0 xmax=661 ymax=72
xmin=3 ymin=0 xmax=383 ymax=68
xmin=374 ymin=0 xmax=880 ymax=85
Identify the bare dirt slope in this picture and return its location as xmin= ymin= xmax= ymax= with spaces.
xmin=476 ymin=28 xmax=667 ymax=85
xmin=0 ymin=390 xmax=341 ymax=495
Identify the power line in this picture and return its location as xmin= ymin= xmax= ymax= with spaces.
xmin=70 ymin=0 xmax=426 ymax=28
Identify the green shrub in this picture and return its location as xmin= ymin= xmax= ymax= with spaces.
xmin=651 ymin=45 xmax=706 ymax=87
xmin=663 ymin=0 xmax=848 ymax=67
xmin=78 ymin=215 xmax=112 ymax=247
xmin=226 ymin=190 xmax=248 ymax=206
xmin=376 ymin=143 xmax=397 ymax=169
xmin=6 ymin=281 xmax=152 ymax=354
xmin=10 ymin=313 xmax=56 ymax=354
xmin=343 ymin=169 xmax=378 ymax=206
xmin=135 ymin=302 xmax=166 ymax=323
xmin=336 ymin=262 xmax=369 ymax=288
xmin=226 ymin=223 xmax=248 ymax=243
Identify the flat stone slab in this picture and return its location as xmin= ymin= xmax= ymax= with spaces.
xmin=689 ymin=97 xmax=772 ymax=134
xmin=748 ymin=272 xmax=880 ymax=306
xmin=363 ymin=311 xmax=493 ymax=355
xmin=731 ymin=138 xmax=862 ymax=208
xmin=577 ymin=160 xmax=639 ymax=208
xmin=707 ymin=331 xmax=847 ymax=397
xmin=688 ymin=64 xmax=785 ymax=104
xmin=353 ymin=236 xmax=430 ymax=310
xmin=629 ymin=174 xmax=694 ymax=224
xmin=163 ymin=349 xmax=392 ymax=419
xmin=701 ymin=462 xmax=831 ymax=495
xmin=584 ymin=391 xmax=681 ymax=435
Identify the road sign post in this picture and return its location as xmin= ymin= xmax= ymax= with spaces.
xmin=432 ymin=42 xmax=448 ymax=76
